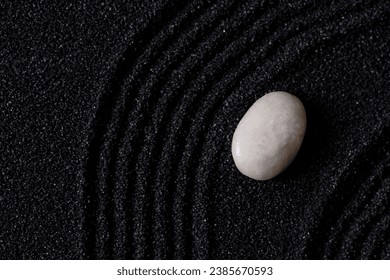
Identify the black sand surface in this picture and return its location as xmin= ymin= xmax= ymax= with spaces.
xmin=1 ymin=0 xmax=390 ymax=259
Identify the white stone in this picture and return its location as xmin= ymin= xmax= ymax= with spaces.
xmin=231 ymin=91 xmax=306 ymax=180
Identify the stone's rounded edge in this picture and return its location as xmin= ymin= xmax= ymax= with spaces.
xmin=231 ymin=91 xmax=307 ymax=181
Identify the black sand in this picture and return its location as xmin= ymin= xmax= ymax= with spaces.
xmin=1 ymin=0 xmax=390 ymax=259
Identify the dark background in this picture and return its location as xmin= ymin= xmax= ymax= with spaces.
xmin=0 ymin=0 xmax=389 ymax=259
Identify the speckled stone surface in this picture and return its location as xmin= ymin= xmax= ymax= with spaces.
xmin=232 ymin=91 xmax=306 ymax=180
